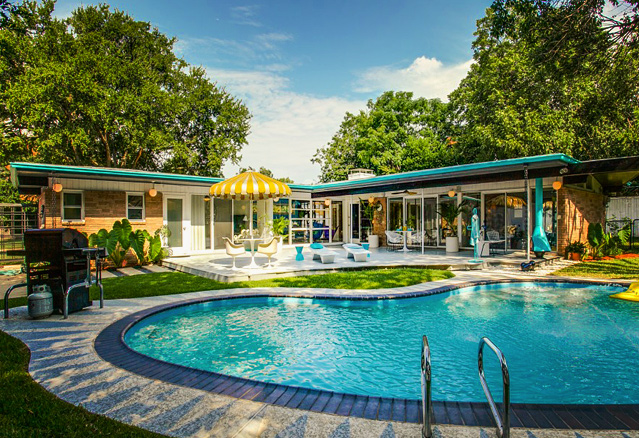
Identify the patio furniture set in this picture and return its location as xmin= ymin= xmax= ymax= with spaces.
xmin=223 ymin=235 xmax=281 ymax=269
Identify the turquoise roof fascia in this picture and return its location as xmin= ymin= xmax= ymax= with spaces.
xmin=310 ymin=154 xmax=580 ymax=191
xmin=9 ymin=162 xmax=223 ymax=184
xmin=10 ymin=153 xmax=579 ymax=193
xmin=9 ymin=161 xmax=316 ymax=191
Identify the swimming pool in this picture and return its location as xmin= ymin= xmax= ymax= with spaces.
xmin=124 ymin=281 xmax=639 ymax=404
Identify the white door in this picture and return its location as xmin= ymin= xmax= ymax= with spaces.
xmin=165 ymin=196 xmax=186 ymax=254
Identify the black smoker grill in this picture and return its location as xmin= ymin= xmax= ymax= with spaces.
xmin=4 ymin=228 xmax=105 ymax=319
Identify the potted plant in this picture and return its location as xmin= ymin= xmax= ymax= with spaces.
xmin=437 ymin=201 xmax=469 ymax=253
xmin=565 ymin=241 xmax=587 ymax=261
xmin=270 ymin=216 xmax=289 ymax=251
xmin=360 ymin=199 xmax=382 ymax=247
xmin=156 ymin=225 xmax=171 ymax=247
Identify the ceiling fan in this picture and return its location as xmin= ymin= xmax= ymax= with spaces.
xmin=391 ymin=190 xmax=418 ymax=195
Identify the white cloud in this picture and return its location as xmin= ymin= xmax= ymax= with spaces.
xmin=355 ymin=56 xmax=472 ymax=101
xmin=207 ymin=68 xmax=365 ymax=184
xmin=230 ymin=5 xmax=261 ymax=27
xmin=174 ymin=33 xmax=293 ymax=65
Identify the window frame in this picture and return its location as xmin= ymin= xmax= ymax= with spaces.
xmin=126 ymin=192 xmax=146 ymax=222
xmin=61 ymin=190 xmax=84 ymax=222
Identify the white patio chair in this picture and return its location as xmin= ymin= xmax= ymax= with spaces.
xmin=309 ymin=243 xmax=338 ymax=264
xmin=223 ymin=237 xmax=245 ymax=269
xmin=257 ymin=236 xmax=280 ymax=268
xmin=342 ymin=243 xmax=371 ymax=262
xmin=385 ymin=230 xmax=403 ymax=251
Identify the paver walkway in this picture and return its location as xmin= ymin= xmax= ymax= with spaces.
xmin=1 ymin=270 xmax=636 ymax=437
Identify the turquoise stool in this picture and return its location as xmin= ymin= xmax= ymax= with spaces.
xmin=362 ymin=243 xmax=370 ymax=257
xmin=295 ymin=245 xmax=304 ymax=261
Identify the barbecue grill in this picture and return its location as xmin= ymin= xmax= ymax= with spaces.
xmin=4 ymin=228 xmax=105 ymax=319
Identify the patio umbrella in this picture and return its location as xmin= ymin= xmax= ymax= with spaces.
xmin=209 ymin=171 xmax=291 ymax=238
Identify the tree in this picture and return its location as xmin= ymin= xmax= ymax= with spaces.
xmin=238 ymin=166 xmax=294 ymax=183
xmin=0 ymin=1 xmax=250 ymax=181
xmin=449 ymin=0 xmax=639 ymax=163
xmin=312 ymin=91 xmax=458 ymax=182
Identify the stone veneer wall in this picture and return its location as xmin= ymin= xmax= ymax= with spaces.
xmin=556 ymin=186 xmax=606 ymax=254
xmin=41 ymin=188 xmax=163 ymax=236
xmin=371 ymin=197 xmax=388 ymax=246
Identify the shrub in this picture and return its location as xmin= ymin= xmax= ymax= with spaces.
xmin=587 ymin=222 xmax=630 ymax=258
xmin=89 ymin=219 xmax=168 ymax=268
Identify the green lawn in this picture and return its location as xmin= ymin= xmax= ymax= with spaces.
xmin=553 ymin=257 xmax=639 ymax=279
xmin=2 ymin=267 xmax=454 ymax=310
xmin=0 ymin=267 xmax=452 ymax=436
xmin=0 ymin=330 xmax=163 ymax=438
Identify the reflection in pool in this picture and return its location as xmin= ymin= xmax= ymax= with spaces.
xmin=125 ymin=282 xmax=639 ymax=404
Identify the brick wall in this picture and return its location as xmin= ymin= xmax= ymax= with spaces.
xmin=556 ymin=186 xmax=606 ymax=254
xmin=371 ymin=197 xmax=388 ymax=246
xmin=41 ymin=188 xmax=163 ymax=236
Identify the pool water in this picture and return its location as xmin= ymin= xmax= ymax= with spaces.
xmin=124 ymin=282 xmax=639 ymax=404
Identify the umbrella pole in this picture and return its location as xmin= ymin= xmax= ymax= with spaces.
xmin=250 ymin=200 xmax=253 ymax=237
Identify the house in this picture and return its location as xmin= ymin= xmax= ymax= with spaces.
xmin=9 ymin=153 xmax=639 ymax=256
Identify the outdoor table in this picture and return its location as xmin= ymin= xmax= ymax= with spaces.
xmin=239 ymin=237 xmax=263 ymax=269
xmin=295 ymin=245 xmax=304 ymax=261
xmin=394 ymin=230 xmax=412 ymax=252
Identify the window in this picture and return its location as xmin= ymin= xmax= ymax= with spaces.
xmin=127 ymin=193 xmax=145 ymax=220
xmin=62 ymin=192 xmax=83 ymax=221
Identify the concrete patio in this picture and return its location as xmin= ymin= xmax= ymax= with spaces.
xmin=162 ymin=245 xmax=561 ymax=282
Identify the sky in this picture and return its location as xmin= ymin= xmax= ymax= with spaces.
xmin=53 ymin=0 xmax=493 ymax=183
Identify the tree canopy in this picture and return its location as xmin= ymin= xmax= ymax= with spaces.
xmin=449 ymin=0 xmax=639 ymax=163
xmin=313 ymin=1 xmax=639 ymax=182
xmin=312 ymin=91 xmax=457 ymax=183
xmin=238 ymin=166 xmax=294 ymax=184
xmin=0 ymin=1 xmax=250 ymax=180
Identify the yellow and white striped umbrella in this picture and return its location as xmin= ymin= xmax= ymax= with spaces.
xmin=209 ymin=171 xmax=291 ymax=200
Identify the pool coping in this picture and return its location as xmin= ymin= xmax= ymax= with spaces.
xmin=94 ymin=278 xmax=639 ymax=431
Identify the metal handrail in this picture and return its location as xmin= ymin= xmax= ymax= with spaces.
xmin=421 ymin=335 xmax=432 ymax=438
xmin=478 ymin=337 xmax=510 ymax=438
xmin=4 ymin=282 xmax=28 ymax=319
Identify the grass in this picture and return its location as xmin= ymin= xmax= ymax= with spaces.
xmin=553 ymin=257 xmax=639 ymax=279
xmin=0 ymin=330 xmax=163 ymax=438
xmin=1 ymin=267 xmax=453 ymax=310
xmin=0 ymin=267 xmax=452 ymax=436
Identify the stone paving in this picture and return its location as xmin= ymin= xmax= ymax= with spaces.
xmin=1 ymin=270 xmax=636 ymax=438
xmin=162 ymin=246 xmax=564 ymax=283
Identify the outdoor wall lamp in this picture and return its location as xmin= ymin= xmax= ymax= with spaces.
xmin=204 ymin=195 xmax=211 ymax=201
xmin=52 ymin=182 xmax=63 ymax=193
xmin=324 ymin=199 xmax=331 ymax=206
xmin=148 ymin=181 xmax=157 ymax=197
xmin=447 ymin=190 xmax=456 ymax=198
xmin=552 ymin=180 xmax=562 ymax=190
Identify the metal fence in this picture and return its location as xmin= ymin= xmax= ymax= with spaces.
xmin=0 ymin=203 xmax=38 ymax=264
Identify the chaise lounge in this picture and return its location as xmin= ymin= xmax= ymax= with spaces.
xmin=342 ymin=243 xmax=371 ymax=262
xmin=309 ymin=243 xmax=338 ymax=264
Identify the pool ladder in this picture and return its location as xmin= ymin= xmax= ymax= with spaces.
xmin=420 ymin=336 xmax=510 ymax=438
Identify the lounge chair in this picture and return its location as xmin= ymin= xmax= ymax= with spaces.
xmin=223 ymin=237 xmax=245 ymax=269
xmin=309 ymin=243 xmax=337 ymax=264
xmin=257 ymin=236 xmax=280 ymax=268
xmin=342 ymin=243 xmax=371 ymax=262
xmin=385 ymin=230 xmax=403 ymax=251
